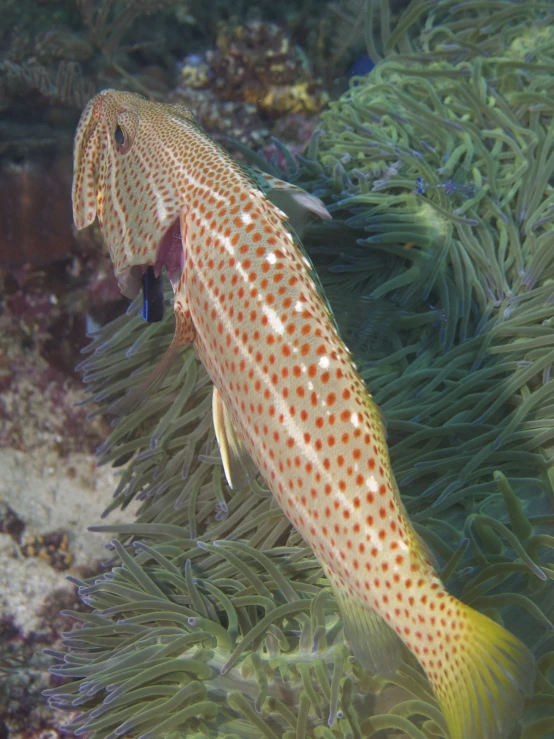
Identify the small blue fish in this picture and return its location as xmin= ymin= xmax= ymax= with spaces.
xmin=348 ymin=52 xmax=374 ymax=79
xmin=141 ymin=266 xmax=164 ymax=322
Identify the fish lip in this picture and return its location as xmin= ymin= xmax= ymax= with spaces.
xmin=115 ymin=265 xmax=143 ymax=299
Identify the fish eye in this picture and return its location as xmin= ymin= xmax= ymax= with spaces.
xmin=113 ymin=113 xmax=136 ymax=154
xmin=114 ymin=125 xmax=125 ymax=148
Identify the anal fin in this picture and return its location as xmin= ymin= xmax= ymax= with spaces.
xmin=212 ymin=387 xmax=259 ymax=491
xmin=320 ymin=561 xmax=406 ymax=678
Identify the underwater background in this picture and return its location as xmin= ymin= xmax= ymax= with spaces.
xmin=1 ymin=0 xmax=554 ymax=737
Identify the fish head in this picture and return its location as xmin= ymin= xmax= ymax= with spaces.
xmin=72 ymin=90 xmax=195 ymax=297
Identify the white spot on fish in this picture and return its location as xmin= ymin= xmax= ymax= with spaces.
xmin=318 ymin=356 xmax=330 ymax=369
xmin=262 ymin=305 xmax=284 ymax=335
xmin=155 ymin=193 xmax=168 ymax=222
xmin=366 ymin=475 xmax=378 ymax=493
xmin=219 ymin=234 xmax=234 ymax=256
xmin=237 ymin=263 xmax=249 ymax=282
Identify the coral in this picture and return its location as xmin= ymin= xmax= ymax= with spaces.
xmin=0 ymin=258 xmax=118 ymax=450
xmin=0 ymin=503 xmax=25 ymax=542
xmin=20 ymin=531 xmax=74 ymax=571
xmin=0 ymin=614 xmax=60 ymax=737
xmin=0 ymin=590 xmax=94 ymax=737
xmin=46 ymin=0 xmax=554 ymax=736
xmin=195 ymin=19 xmax=328 ymax=118
xmin=171 ymin=18 xmax=329 ymax=150
xmin=76 ymin=0 xmax=183 ymax=62
xmin=169 ymin=84 xmax=270 ymax=149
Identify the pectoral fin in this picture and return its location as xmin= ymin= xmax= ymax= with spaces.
xmin=321 ymin=561 xmax=405 ymax=678
xmin=212 ymin=387 xmax=259 ymax=490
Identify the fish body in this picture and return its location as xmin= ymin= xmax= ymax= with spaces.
xmin=73 ymin=90 xmax=535 ymax=739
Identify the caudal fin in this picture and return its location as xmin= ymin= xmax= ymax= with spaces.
xmin=432 ymin=602 xmax=534 ymax=739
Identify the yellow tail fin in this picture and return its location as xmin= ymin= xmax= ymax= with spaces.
xmin=432 ymin=602 xmax=535 ymax=739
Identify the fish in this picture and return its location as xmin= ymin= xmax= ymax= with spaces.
xmin=141 ymin=265 xmax=165 ymax=323
xmin=72 ymin=89 xmax=535 ymax=739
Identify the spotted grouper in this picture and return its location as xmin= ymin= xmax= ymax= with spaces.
xmin=73 ymin=89 xmax=536 ymax=739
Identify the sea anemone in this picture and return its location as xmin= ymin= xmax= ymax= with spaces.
xmin=47 ymin=0 xmax=554 ymax=736
xmin=45 ymin=296 xmax=451 ymax=739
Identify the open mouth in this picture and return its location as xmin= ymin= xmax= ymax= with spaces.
xmin=116 ymin=216 xmax=184 ymax=321
xmin=142 ymin=217 xmax=184 ymax=322
xmin=152 ymin=217 xmax=184 ymax=287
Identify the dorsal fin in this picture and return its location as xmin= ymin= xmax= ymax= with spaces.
xmin=242 ymin=166 xmax=342 ymax=339
xmin=244 ymin=166 xmax=331 ymax=236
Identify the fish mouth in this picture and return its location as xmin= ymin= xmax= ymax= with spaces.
xmin=116 ymin=216 xmax=184 ymax=299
